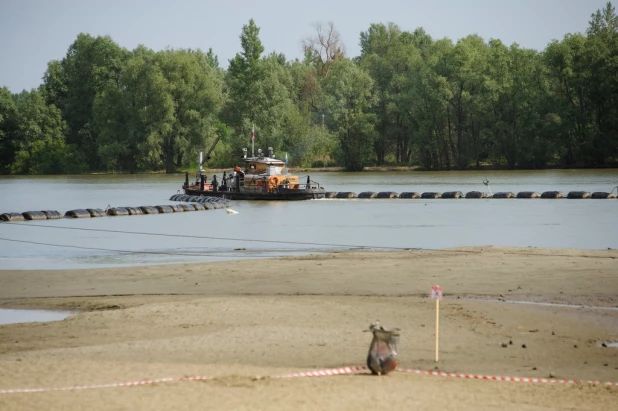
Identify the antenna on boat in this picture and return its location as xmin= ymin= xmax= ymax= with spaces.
xmin=197 ymin=148 xmax=204 ymax=182
xmin=251 ymin=124 xmax=255 ymax=158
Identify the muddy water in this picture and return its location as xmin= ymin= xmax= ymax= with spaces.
xmin=0 ymin=169 xmax=617 ymax=269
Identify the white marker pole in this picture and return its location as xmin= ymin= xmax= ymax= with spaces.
xmin=435 ymin=297 xmax=440 ymax=362
xmin=431 ymin=285 xmax=443 ymax=362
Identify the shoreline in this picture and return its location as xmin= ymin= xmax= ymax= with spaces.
xmin=1 ymin=246 xmax=617 ymax=304
xmin=3 ymin=164 xmax=618 ymax=177
xmin=1 ymin=246 xmax=617 ymax=410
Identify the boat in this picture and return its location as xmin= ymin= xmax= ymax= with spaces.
xmin=181 ymin=139 xmax=326 ymax=201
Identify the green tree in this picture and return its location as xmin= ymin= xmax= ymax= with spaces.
xmin=402 ymin=33 xmax=455 ymax=170
xmin=584 ymin=2 xmax=618 ymax=164
xmin=0 ymin=87 xmax=18 ymax=173
xmin=9 ymin=89 xmax=80 ymax=174
xmin=321 ymin=59 xmax=377 ymax=171
xmin=43 ymin=33 xmax=130 ymax=170
xmin=544 ymin=34 xmax=593 ymax=165
xmin=5 ymin=1 xmax=617 ymax=174
xmin=225 ymin=18 xmax=265 ymax=132
xmin=485 ymin=42 xmax=550 ymax=168
xmin=153 ymin=49 xmax=225 ymax=173
xmin=444 ymin=35 xmax=490 ymax=169
xmin=282 ymin=57 xmax=337 ymax=167
xmin=224 ymin=20 xmax=296 ymax=161
xmin=94 ymin=46 xmax=174 ymax=172
xmin=588 ymin=2 xmax=618 ymax=38
xmin=95 ymin=47 xmax=225 ymax=173
xmin=360 ymin=23 xmax=415 ymax=165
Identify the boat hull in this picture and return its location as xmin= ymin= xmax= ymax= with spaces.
xmin=183 ymin=186 xmax=325 ymax=201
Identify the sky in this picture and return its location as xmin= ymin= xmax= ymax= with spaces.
xmin=0 ymin=0 xmax=609 ymax=93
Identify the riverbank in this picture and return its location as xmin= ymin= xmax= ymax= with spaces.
xmin=0 ymin=247 xmax=617 ymax=410
xmin=7 ymin=162 xmax=618 ymax=176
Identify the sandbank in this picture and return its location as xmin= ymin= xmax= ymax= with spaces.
xmin=0 ymin=246 xmax=617 ymax=410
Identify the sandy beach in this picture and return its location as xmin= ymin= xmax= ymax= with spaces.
xmin=1 ymin=246 xmax=617 ymax=410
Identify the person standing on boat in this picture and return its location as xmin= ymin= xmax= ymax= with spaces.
xmin=231 ymin=165 xmax=243 ymax=190
xmin=234 ymin=164 xmax=245 ymax=177
xmin=220 ymin=171 xmax=228 ymax=192
xmin=212 ymin=175 xmax=218 ymax=192
xmin=230 ymin=169 xmax=237 ymax=186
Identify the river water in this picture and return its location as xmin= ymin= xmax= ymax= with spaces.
xmin=0 ymin=169 xmax=617 ymax=270
xmin=0 ymin=308 xmax=73 ymax=325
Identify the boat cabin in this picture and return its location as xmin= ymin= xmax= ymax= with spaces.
xmin=243 ymin=158 xmax=285 ymax=176
xmin=238 ymin=148 xmax=300 ymax=191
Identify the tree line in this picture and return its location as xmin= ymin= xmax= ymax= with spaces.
xmin=1 ymin=3 xmax=617 ymax=174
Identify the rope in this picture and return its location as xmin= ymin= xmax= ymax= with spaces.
xmin=0 ymin=221 xmax=412 ymax=251
xmin=0 ymin=237 xmax=278 ymax=259
xmin=2 ymin=222 xmax=616 ymax=258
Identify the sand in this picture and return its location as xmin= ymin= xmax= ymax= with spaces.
xmin=0 ymin=246 xmax=617 ymax=410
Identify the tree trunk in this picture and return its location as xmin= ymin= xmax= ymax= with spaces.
xmin=455 ymin=84 xmax=465 ymax=169
xmin=164 ymin=136 xmax=176 ymax=174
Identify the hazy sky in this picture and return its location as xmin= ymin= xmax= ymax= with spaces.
xmin=0 ymin=0 xmax=608 ymax=92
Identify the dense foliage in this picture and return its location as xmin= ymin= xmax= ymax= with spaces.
xmin=1 ymin=4 xmax=617 ymax=174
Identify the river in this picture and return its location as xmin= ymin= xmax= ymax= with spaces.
xmin=0 ymin=169 xmax=617 ymax=270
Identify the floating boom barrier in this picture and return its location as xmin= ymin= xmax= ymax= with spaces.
xmin=324 ymin=190 xmax=617 ymax=200
xmin=0 ymin=197 xmax=229 ymax=222
xmin=2 ymin=190 xmax=615 ymax=222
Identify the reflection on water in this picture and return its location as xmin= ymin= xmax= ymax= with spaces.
xmin=0 ymin=308 xmax=73 ymax=325
xmin=0 ymin=170 xmax=617 ymax=270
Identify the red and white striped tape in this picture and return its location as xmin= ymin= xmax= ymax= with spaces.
xmin=272 ymin=365 xmax=367 ymax=379
xmin=1 ymin=366 xmax=616 ymax=394
xmin=0 ymin=375 xmax=212 ymax=394
xmin=394 ymin=368 xmax=618 ymax=386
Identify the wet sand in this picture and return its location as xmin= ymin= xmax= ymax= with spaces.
xmin=0 ymin=246 xmax=617 ymax=410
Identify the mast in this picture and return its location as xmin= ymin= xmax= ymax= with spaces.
xmin=251 ymin=124 xmax=255 ymax=158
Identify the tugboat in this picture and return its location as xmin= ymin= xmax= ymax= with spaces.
xmin=182 ymin=138 xmax=325 ymax=201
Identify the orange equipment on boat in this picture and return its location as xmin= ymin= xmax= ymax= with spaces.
xmin=268 ymin=176 xmax=279 ymax=192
